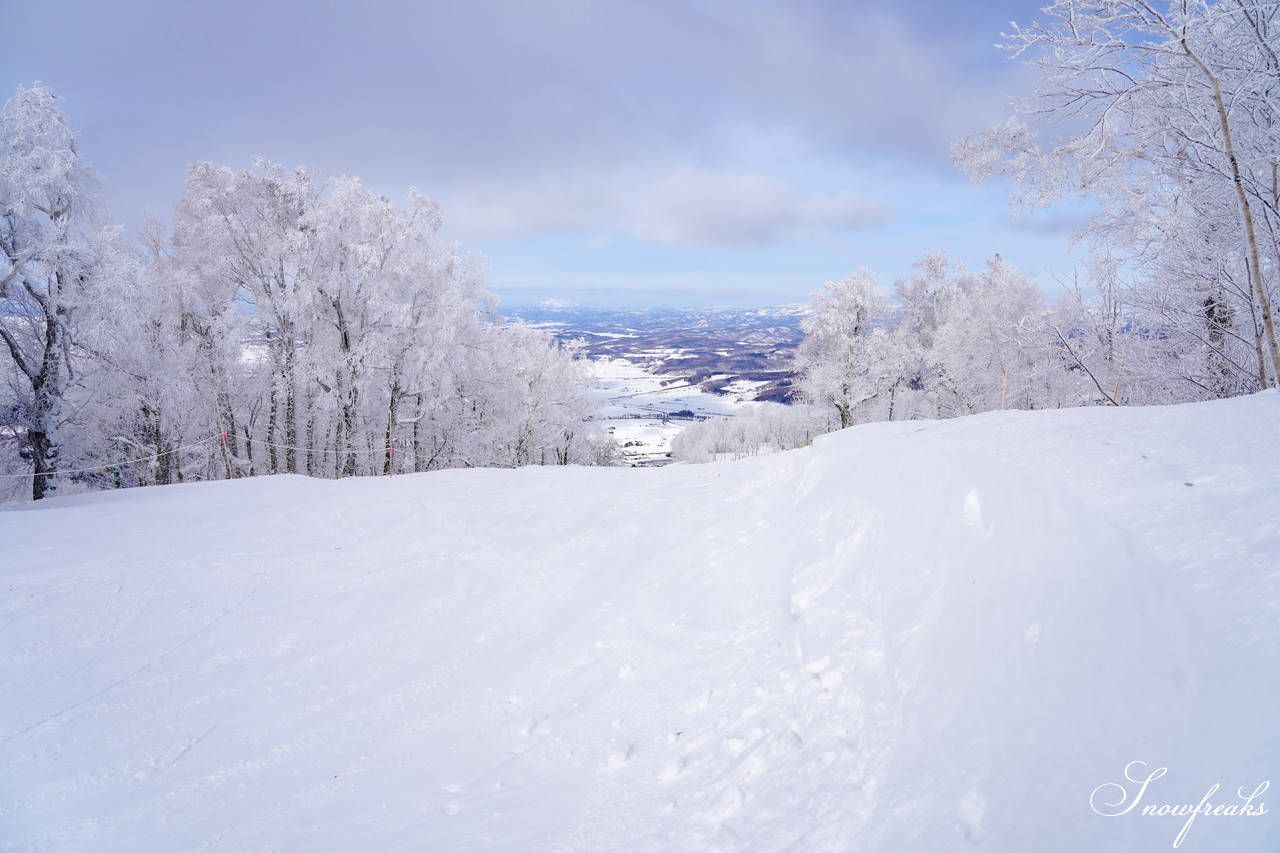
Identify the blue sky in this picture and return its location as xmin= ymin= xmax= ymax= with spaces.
xmin=2 ymin=0 xmax=1090 ymax=307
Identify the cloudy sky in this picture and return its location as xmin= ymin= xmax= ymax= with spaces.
xmin=2 ymin=0 xmax=1089 ymax=307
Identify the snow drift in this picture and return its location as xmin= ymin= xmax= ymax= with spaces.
xmin=3 ymin=393 xmax=1277 ymax=851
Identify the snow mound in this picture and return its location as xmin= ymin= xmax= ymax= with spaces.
xmin=3 ymin=392 xmax=1277 ymax=851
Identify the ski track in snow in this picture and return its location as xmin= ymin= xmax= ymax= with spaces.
xmin=1 ymin=392 xmax=1278 ymax=852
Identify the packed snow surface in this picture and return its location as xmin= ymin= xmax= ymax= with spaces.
xmin=3 ymin=393 xmax=1278 ymax=851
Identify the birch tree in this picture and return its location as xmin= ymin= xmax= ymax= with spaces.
xmin=954 ymin=0 xmax=1280 ymax=393
xmin=169 ymin=158 xmax=605 ymax=478
xmin=794 ymin=269 xmax=891 ymax=428
xmin=793 ymin=252 xmax=1079 ymax=437
xmin=0 ymin=86 xmax=115 ymax=499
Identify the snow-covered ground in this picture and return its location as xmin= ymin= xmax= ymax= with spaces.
xmin=3 ymin=392 xmax=1278 ymax=851
xmin=590 ymin=356 xmax=759 ymax=464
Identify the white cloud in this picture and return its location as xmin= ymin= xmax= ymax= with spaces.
xmin=440 ymin=171 xmax=621 ymax=242
xmin=440 ymin=166 xmax=894 ymax=249
xmin=627 ymin=168 xmax=893 ymax=247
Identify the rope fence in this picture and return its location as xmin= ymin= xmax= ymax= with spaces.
xmin=239 ymin=435 xmax=397 ymax=457
xmin=0 ymin=431 xmax=440 ymax=482
xmin=0 ymin=434 xmax=224 ymax=480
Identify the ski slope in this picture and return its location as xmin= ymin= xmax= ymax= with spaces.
xmin=3 ymin=393 xmax=1277 ymax=851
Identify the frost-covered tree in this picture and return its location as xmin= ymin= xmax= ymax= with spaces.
xmin=167 ymin=158 xmax=605 ymax=479
xmin=931 ymin=255 xmax=1063 ymax=414
xmin=883 ymin=252 xmax=1081 ymax=418
xmin=1 ymin=96 xmax=605 ymax=498
xmin=790 ymin=252 xmax=1082 ymax=440
xmin=0 ymin=85 xmax=117 ymax=499
xmin=87 ymin=220 xmax=229 ymax=487
xmin=173 ymin=159 xmax=323 ymax=474
xmin=670 ymin=403 xmax=835 ymax=463
xmin=679 ymin=251 xmax=1087 ymax=465
xmin=793 ymin=269 xmax=892 ymax=427
xmin=954 ymin=0 xmax=1280 ymax=393
xmin=487 ymin=329 xmax=608 ymax=466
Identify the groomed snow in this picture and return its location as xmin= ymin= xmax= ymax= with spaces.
xmin=3 ymin=393 xmax=1277 ymax=851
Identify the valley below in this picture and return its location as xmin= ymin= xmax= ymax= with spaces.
xmin=510 ymin=304 xmax=809 ymax=464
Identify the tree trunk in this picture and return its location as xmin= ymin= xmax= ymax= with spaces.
xmin=284 ymin=366 xmax=297 ymax=474
xmin=143 ymin=404 xmax=174 ymax=486
xmin=29 ymin=429 xmax=57 ymax=501
xmin=28 ymin=297 xmax=68 ymax=500
xmin=340 ymin=380 xmax=358 ymax=478
xmin=1185 ymin=40 xmax=1280 ymax=386
xmin=384 ymin=386 xmax=401 ymax=476
xmin=267 ymin=382 xmax=280 ymax=474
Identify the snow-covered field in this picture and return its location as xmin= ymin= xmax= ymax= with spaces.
xmin=3 ymin=393 xmax=1277 ymax=851
xmin=590 ymin=356 xmax=759 ymax=464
